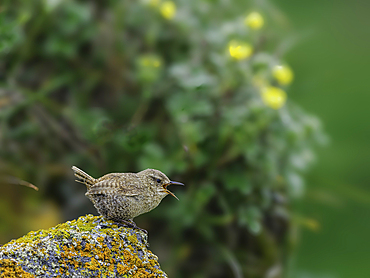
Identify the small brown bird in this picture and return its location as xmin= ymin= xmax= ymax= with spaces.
xmin=72 ymin=166 xmax=183 ymax=232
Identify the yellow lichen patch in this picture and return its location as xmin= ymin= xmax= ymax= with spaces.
xmin=85 ymin=257 xmax=99 ymax=272
xmin=0 ymin=215 xmax=166 ymax=277
xmin=0 ymin=259 xmax=35 ymax=278
xmin=127 ymin=234 xmax=139 ymax=245
xmin=108 ymin=262 xmax=115 ymax=273
xmin=134 ymin=270 xmax=151 ymax=278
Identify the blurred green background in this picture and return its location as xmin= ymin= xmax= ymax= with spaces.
xmin=275 ymin=0 xmax=370 ymax=277
xmin=1 ymin=0 xmax=369 ymax=277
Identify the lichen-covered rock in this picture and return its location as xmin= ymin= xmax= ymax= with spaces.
xmin=0 ymin=215 xmax=167 ymax=277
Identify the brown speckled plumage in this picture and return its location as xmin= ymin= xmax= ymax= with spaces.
xmin=72 ymin=166 xmax=183 ymax=231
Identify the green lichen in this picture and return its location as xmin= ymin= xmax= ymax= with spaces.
xmin=0 ymin=215 xmax=167 ymax=277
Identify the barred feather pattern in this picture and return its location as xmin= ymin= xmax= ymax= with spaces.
xmin=72 ymin=166 xmax=96 ymax=189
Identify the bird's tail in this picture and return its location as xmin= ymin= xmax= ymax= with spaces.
xmin=72 ymin=166 xmax=96 ymax=189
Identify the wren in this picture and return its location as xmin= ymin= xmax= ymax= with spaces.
xmin=72 ymin=166 xmax=183 ymax=232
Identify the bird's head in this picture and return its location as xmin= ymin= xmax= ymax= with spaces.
xmin=138 ymin=169 xmax=184 ymax=200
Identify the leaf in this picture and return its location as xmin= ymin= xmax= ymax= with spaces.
xmin=238 ymin=206 xmax=262 ymax=235
xmin=221 ymin=168 xmax=253 ymax=195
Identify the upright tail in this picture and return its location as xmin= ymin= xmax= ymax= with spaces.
xmin=72 ymin=166 xmax=96 ymax=189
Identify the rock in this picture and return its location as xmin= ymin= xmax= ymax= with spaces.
xmin=0 ymin=215 xmax=167 ymax=277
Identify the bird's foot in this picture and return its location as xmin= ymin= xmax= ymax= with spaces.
xmin=119 ymin=219 xmax=148 ymax=235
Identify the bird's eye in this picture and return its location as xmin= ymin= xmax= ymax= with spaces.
xmin=156 ymin=179 xmax=161 ymax=183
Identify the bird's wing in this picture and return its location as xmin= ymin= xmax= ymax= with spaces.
xmin=87 ymin=173 xmax=144 ymax=196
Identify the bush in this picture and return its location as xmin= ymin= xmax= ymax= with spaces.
xmin=0 ymin=0 xmax=325 ymax=276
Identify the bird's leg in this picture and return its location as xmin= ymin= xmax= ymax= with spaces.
xmin=119 ymin=219 xmax=148 ymax=234
xmin=128 ymin=219 xmax=148 ymax=235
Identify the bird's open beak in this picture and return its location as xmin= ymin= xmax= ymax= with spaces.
xmin=163 ymin=181 xmax=184 ymax=200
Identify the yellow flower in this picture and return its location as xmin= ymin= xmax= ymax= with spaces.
xmin=261 ymin=86 xmax=287 ymax=109
xmin=160 ymin=1 xmax=176 ymax=20
xmin=228 ymin=40 xmax=253 ymax=60
xmin=137 ymin=55 xmax=162 ymax=83
xmin=138 ymin=55 xmax=162 ymax=68
xmin=148 ymin=0 xmax=160 ymax=6
xmin=272 ymin=65 xmax=294 ymax=85
xmin=152 ymin=59 xmax=161 ymax=67
xmin=244 ymin=12 xmax=264 ymax=30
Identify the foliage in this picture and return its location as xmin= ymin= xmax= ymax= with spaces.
xmin=0 ymin=0 xmax=325 ymax=277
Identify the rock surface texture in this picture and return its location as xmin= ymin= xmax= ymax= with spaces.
xmin=0 ymin=215 xmax=167 ymax=277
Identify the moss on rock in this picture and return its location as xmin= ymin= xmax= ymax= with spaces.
xmin=0 ymin=215 xmax=167 ymax=277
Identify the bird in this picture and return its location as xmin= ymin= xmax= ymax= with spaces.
xmin=72 ymin=166 xmax=184 ymax=233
